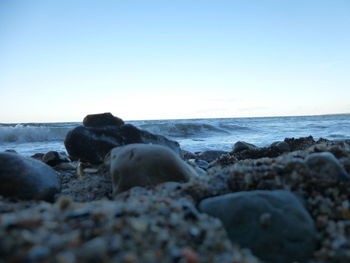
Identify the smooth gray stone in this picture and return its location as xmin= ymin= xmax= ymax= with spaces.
xmin=305 ymin=152 xmax=349 ymax=181
xmin=199 ymin=190 xmax=316 ymax=263
xmin=271 ymin=141 xmax=290 ymax=152
xmin=0 ymin=152 xmax=60 ymax=201
xmin=198 ymin=150 xmax=227 ymax=162
xmin=233 ymin=141 xmax=257 ymax=152
xmin=110 ymin=144 xmax=194 ymax=194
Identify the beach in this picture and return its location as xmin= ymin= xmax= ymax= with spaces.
xmin=1 ymin=114 xmax=350 ymax=262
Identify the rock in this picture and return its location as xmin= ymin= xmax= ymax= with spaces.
xmin=198 ymin=150 xmax=227 ymax=162
xmin=83 ymin=112 xmax=124 ymax=127
xmin=191 ymin=159 xmax=209 ymax=170
xmin=54 ymin=162 xmax=76 ymax=171
xmin=199 ymin=190 xmax=316 ymax=263
xmin=110 ymin=144 xmax=194 ymax=194
xmin=271 ymin=141 xmax=290 ymax=152
xmin=31 ymin=153 xmax=44 ymax=161
xmin=0 ymin=152 xmax=60 ymax=201
xmin=305 ymin=152 xmax=350 ymax=181
xmin=42 ymin=151 xmax=70 ymax=166
xmin=65 ymin=124 xmax=182 ymax=164
xmin=78 ymin=237 xmax=107 ymax=262
xmin=182 ymin=150 xmax=196 ymax=160
xmin=284 ymin=136 xmax=315 ymax=151
xmin=233 ymin=141 xmax=257 ymax=152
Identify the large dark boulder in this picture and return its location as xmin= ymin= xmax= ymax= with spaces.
xmin=65 ymin=124 xmax=182 ymax=164
xmin=0 ymin=152 xmax=60 ymax=201
xmin=83 ymin=112 xmax=124 ymax=127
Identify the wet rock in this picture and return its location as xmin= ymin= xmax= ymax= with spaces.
xmin=233 ymin=141 xmax=257 ymax=152
xmin=271 ymin=141 xmax=290 ymax=152
xmin=31 ymin=153 xmax=44 ymax=161
xmin=42 ymin=151 xmax=70 ymax=166
xmin=0 ymin=152 xmax=60 ymax=201
xmin=182 ymin=150 xmax=196 ymax=160
xmin=199 ymin=190 xmax=316 ymax=263
xmin=110 ymin=144 xmax=194 ymax=194
xmin=305 ymin=152 xmax=350 ymax=181
xmin=198 ymin=150 xmax=227 ymax=162
xmin=285 ymin=136 xmax=315 ymax=151
xmin=83 ymin=112 xmax=124 ymax=128
xmin=65 ymin=123 xmax=182 ymax=164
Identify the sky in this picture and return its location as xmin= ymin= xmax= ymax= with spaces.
xmin=1 ymin=0 xmax=350 ymax=123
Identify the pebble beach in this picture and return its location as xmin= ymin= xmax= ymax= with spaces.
xmin=1 ymin=114 xmax=350 ymax=263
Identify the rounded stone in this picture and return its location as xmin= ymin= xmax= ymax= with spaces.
xmin=83 ymin=112 xmax=124 ymax=127
xmin=233 ymin=141 xmax=256 ymax=152
xmin=199 ymin=190 xmax=316 ymax=263
xmin=271 ymin=141 xmax=290 ymax=152
xmin=0 ymin=152 xmax=60 ymax=201
xmin=110 ymin=144 xmax=195 ymax=194
xmin=305 ymin=152 xmax=349 ymax=181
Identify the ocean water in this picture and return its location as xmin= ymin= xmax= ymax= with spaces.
xmin=0 ymin=114 xmax=349 ymax=156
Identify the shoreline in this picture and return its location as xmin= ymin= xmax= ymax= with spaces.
xmin=1 ymin=136 xmax=350 ymax=262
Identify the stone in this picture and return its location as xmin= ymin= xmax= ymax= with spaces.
xmin=284 ymin=136 xmax=315 ymax=151
xmin=182 ymin=150 xmax=196 ymax=160
xmin=305 ymin=152 xmax=350 ymax=181
xmin=0 ymin=152 xmax=60 ymax=201
xmin=42 ymin=151 xmax=70 ymax=166
xmin=83 ymin=112 xmax=124 ymax=127
xmin=199 ymin=190 xmax=316 ymax=263
xmin=65 ymin=124 xmax=182 ymax=164
xmin=198 ymin=150 xmax=227 ymax=162
xmin=271 ymin=141 xmax=290 ymax=152
xmin=110 ymin=144 xmax=195 ymax=194
xmin=233 ymin=141 xmax=257 ymax=152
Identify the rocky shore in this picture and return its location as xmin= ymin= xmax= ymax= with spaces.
xmin=1 ymin=113 xmax=350 ymax=263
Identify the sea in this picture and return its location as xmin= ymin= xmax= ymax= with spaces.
xmin=1 ymin=114 xmax=350 ymax=156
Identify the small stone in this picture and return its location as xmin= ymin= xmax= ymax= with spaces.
xmin=43 ymin=151 xmax=70 ymax=166
xmin=78 ymin=237 xmax=107 ymax=263
xmin=233 ymin=141 xmax=257 ymax=152
xmin=305 ymin=152 xmax=350 ymax=181
xmin=271 ymin=141 xmax=290 ymax=152
xmin=182 ymin=248 xmax=199 ymax=263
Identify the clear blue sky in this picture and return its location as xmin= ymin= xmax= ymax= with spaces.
xmin=1 ymin=0 xmax=349 ymax=122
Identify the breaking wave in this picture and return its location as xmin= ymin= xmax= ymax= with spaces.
xmin=0 ymin=124 xmax=74 ymax=143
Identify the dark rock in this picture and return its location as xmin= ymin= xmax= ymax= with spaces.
xmin=42 ymin=151 xmax=70 ymax=166
xmin=233 ymin=141 xmax=257 ymax=152
xmin=193 ymin=159 xmax=209 ymax=170
xmin=64 ymin=124 xmax=182 ymax=164
xmin=199 ymin=190 xmax=316 ymax=263
xmin=285 ymin=136 xmax=316 ymax=151
xmin=182 ymin=150 xmax=196 ymax=160
xmin=271 ymin=141 xmax=290 ymax=152
xmin=198 ymin=150 xmax=227 ymax=162
xmin=0 ymin=152 xmax=60 ymax=201
xmin=305 ymin=152 xmax=350 ymax=181
xmin=31 ymin=153 xmax=44 ymax=161
xmin=83 ymin=112 xmax=124 ymax=128
xmin=4 ymin=149 xmax=17 ymax=154
xmin=110 ymin=144 xmax=194 ymax=194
